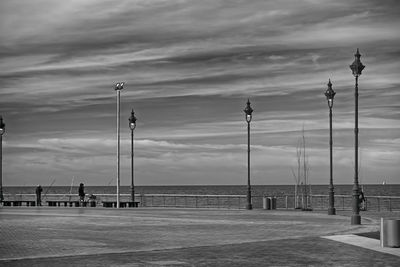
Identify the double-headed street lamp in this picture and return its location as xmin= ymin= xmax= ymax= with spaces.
xmin=129 ymin=109 xmax=137 ymax=203
xmin=244 ymin=99 xmax=253 ymax=210
xmin=349 ymin=49 xmax=365 ymax=225
xmin=325 ymin=79 xmax=336 ymax=215
xmin=115 ymin=82 xmax=124 ymax=208
xmin=0 ymin=116 xmax=5 ymax=202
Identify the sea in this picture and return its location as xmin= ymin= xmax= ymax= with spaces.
xmin=3 ymin=184 xmax=400 ymax=197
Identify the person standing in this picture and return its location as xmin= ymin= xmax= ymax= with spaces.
xmin=359 ymin=189 xmax=366 ymax=211
xmin=78 ymin=183 xmax=85 ymax=205
xmin=35 ymin=185 xmax=42 ymax=206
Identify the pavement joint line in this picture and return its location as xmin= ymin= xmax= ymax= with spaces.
xmin=322 ymin=234 xmax=400 ymax=257
xmin=0 ymin=248 xmax=181 ymax=262
xmin=0 ymin=211 xmax=137 ymax=218
xmin=0 ymin=237 xmax=307 ymax=262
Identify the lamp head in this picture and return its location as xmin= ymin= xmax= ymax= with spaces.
xmin=115 ymin=82 xmax=124 ymax=91
xmin=129 ymin=109 xmax=137 ymax=130
xmin=244 ymin=99 xmax=253 ymax=123
xmin=324 ymin=79 xmax=336 ymax=108
xmin=349 ymin=48 xmax=365 ymax=77
xmin=0 ymin=116 xmax=5 ymax=136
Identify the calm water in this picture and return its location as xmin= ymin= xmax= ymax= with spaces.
xmin=3 ymin=184 xmax=400 ymax=197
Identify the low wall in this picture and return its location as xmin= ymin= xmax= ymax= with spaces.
xmin=2 ymin=193 xmax=400 ymax=211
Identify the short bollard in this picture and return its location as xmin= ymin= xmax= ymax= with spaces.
xmin=380 ymin=218 xmax=400 ymax=248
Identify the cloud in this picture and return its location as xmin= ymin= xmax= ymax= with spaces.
xmin=1 ymin=0 xmax=399 ymax=185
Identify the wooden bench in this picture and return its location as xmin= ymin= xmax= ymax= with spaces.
xmin=46 ymin=200 xmax=97 ymax=207
xmin=25 ymin=201 xmax=36 ymax=206
xmin=2 ymin=200 xmax=36 ymax=206
xmin=128 ymin=201 xmax=140 ymax=208
xmin=102 ymin=201 xmax=140 ymax=208
xmin=46 ymin=201 xmax=80 ymax=207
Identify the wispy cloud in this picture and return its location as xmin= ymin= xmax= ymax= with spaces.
xmin=1 ymin=0 xmax=399 ymax=185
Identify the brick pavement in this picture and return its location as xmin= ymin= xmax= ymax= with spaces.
xmin=0 ymin=207 xmax=398 ymax=266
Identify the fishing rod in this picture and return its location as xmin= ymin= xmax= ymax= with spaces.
xmin=42 ymin=178 xmax=56 ymax=200
xmin=68 ymin=176 xmax=75 ymax=202
xmin=107 ymin=177 xmax=114 ymax=187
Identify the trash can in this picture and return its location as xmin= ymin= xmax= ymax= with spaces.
xmin=381 ymin=218 xmax=400 ymax=247
xmin=270 ymin=197 xmax=277 ymax=210
xmin=263 ymin=196 xmax=271 ymax=210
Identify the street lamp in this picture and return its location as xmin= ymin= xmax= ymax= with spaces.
xmin=325 ymin=79 xmax=336 ymax=215
xmin=244 ymin=99 xmax=253 ymax=210
xmin=115 ymin=82 xmax=124 ymax=208
xmin=0 ymin=116 xmax=4 ymax=203
xmin=129 ymin=109 xmax=137 ymax=203
xmin=349 ymin=48 xmax=365 ymax=225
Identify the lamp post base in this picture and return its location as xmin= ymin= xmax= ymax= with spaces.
xmin=328 ymin=207 xmax=336 ymax=215
xmin=351 ymin=214 xmax=361 ymax=225
xmin=328 ymin=189 xmax=335 ymax=215
xmin=246 ymin=203 xmax=253 ymax=210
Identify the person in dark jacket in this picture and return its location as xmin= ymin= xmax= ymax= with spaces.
xmin=78 ymin=183 xmax=85 ymax=203
xmin=35 ymin=185 xmax=43 ymax=206
xmin=359 ymin=189 xmax=366 ymax=211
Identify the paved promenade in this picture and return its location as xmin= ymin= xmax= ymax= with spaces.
xmin=0 ymin=207 xmax=399 ymax=266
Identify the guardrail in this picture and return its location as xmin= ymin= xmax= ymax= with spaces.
xmin=2 ymin=193 xmax=400 ymax=211
xmin=308 ymin=195 xmax=400 ymax=212
xmin=138 ymin=194 xmax=247 ymax=209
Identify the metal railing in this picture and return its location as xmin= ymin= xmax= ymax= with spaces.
xmin=2 ymin=193 xmax=400 ymax=211
xmin=138 ymin=194 xmax=247 ymax=209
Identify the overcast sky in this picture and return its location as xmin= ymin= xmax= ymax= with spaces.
xmin=0 ymin=0 xmax=399 ymax=186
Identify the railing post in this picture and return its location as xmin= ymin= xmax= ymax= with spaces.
xmin=294 ymin=195 xmax=296 ymax=209
xmin=378 ymin=197 xmax=380 ymax=212
xmin=195 ymin=196 xmax=198 ymax=208
xmin=342 ymin=196 xmax=345 ymax=211
xmin=286 ymin=196 xmax=288 ymax=210
xmin=389 ymin=198 xmax=392 ymax=212
xmin=238 ymin=196 xmax=241 ymax=209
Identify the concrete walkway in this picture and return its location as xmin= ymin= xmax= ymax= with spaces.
xmin=323 ymin=234 xmax=400 ymax=257
xmin=0 ymin=207 xmax=398 ymax=266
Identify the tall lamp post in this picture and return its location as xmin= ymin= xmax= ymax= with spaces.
xmin=115 ymin=82 xmax=124 ymax=208
xmin=129 ymin=109 xmax=137 ymax=203
xmin=349 ymin=48 xmax=365 ymax=225
xmin=325 ymin=79 xmax=336 ymax=215
xmin=244 ymin=99 xmax=253 ymax=210
xmin=0 ymin=116 xmax=5 ymax=203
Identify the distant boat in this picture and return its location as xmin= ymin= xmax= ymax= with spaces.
xmin=382 ymin=181 xmax=386 ymax=185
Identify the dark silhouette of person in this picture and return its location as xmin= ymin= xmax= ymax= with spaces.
xmin=35 ymin=185 xmax=43 ymax=206
xmin=359 ymin=190 xmax=366 ymax=211
xmin=78 ymin=183 xmax=85 ymax=203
